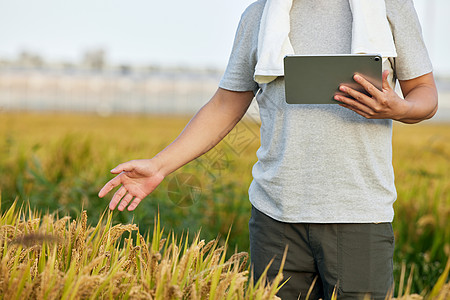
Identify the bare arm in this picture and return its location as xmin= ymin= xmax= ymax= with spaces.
xmin=396 ymin=73 xmax=438 ymax=123
xmin=334 ymin=71 xmax=438 ymax=124
xmin=98 ymin=87 xmax=255 ymax=211
xmin=154 ymin=88 xmax=255 ymax=176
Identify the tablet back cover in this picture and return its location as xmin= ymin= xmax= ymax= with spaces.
xmin=284 ymin=55 xmax=382 ymax=104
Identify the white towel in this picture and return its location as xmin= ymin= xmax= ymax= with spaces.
xmin=254 ymin=0 xmax=398 ymax=84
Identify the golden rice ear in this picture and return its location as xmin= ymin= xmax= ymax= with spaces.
xmin=405 ymin=264 xmax=416 ymax=297
xmin=363 ymin=293 xmax=373 ymax=300
xmin=384 ymin=282 xmax=395 ymax=300
xmin=331 ymin=284 xmax=338 ymax=300
xmin=305 ymin=275 xmax=319 ymax=300
xmin=0 ymin=202 xmax=289 ymax=299
xmin=265 ymin=245 xmax=289 ymax=299
xmin=398 ymin=262 xmax=407 ymax=298
xmin=429 ymin=256 xmax=450 ymax=299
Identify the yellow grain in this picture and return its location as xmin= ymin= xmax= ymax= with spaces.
xmin=159 ymin=238 xmax=167 ymax=251
xmin=0 ymin=225 xmax=20 ymax=242
xmin=139 ymin=234 xmax=151 ymax=262
xmin=167 ymin=284 xmax=183 ymax=299
xmin=129 ymin=286 xmax=153 ymax=300
xmin=202 ymin=240 xmax=215 ymax=256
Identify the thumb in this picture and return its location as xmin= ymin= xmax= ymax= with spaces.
xmin=111 ymin=160 xmax=137 ymax=174
xmin=382 ymin=70 xmax=392 ymax=91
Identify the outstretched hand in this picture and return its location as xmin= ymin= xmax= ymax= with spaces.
xmin=98 ymin=159 xmax=165 ymax=211
xmin=334 ymin=70 xmax=410 ymax=120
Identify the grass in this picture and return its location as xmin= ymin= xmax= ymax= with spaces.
xmin=0 ymin=111 xmax=449 ymax=297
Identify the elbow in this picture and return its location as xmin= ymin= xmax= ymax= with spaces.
xmin=426 ymin=103 xmax=438 ymax=120
xmin=424 ymin=94 xmax=439 ymax=120
xmin=398 ymin=97 xmax=438 ymax=124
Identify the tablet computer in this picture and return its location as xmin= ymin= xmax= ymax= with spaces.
xmin=284 ymin=54 xmax=382 ymax=104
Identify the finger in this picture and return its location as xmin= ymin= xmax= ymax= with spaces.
xmin=381 ymin=70 xmax=392 ymax=91
xmin=98 ymin=175 xmax=123 ymax=198
xmin=334 ymin=93 xmax=374 ymax=115
xmin=111 ymin=160 xmax=137 ymax=174
xmin=109 ymin=186 xmax=127 ymax=210
xmin=352 ymin=74 xmax=384 ymax=99
xmin=338 ymin=85 xmax=372 ymax=105
xmin=338 ymin=103 xmax=372 ymax=119
xmin=127 ymin=197 xmax=143 ymax=211
xmin=118 ymin=193 xmax=134 ymax=211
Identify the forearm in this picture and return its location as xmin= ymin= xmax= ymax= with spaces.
xmin=396 ymin=85 xmax=438 ymax=124
xmin=153 ymin=88 xmax=254 ymax=176
xmin=396 ymin=73 xmax=438 ymax=124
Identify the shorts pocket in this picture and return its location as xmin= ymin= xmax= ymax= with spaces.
xmin=337 ymin=223 xmax=394 ymax=293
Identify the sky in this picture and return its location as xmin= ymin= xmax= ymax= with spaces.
xmin=0 ymin=0 xmax=449 ymax=75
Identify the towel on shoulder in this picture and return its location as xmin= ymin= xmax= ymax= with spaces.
xmin=254 ymin=0 xmax=398 ymax=84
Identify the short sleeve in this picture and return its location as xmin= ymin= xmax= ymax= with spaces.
xmin=387 ymin=0 xmax=433 ymax=80
xmin=219 ymin=2 xmax=263 ymax=93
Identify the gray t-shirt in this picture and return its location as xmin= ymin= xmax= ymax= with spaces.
xmin=219 ymin=0 xmax=432 ymax=223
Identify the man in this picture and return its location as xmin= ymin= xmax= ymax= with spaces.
xmin=99 ymin=0 xmax=437 ymax=299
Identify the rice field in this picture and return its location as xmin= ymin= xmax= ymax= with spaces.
xmin=0 ymin=201 xmax=285 ymax=299
xmin=0 ymin=112 xmax=449 ymax=298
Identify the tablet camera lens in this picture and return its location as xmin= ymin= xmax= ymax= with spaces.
xmin=374 ymin=56 xmax=381 ymax=62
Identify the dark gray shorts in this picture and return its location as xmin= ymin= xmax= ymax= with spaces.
xmin=249 ymin=206 xmax=395 ymax=300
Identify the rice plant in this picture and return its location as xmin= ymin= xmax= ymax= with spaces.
xmin=1 ymin=198 xmax=449 ymax=299
xmin=0 ymin=198 xmax=286 ymax=299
